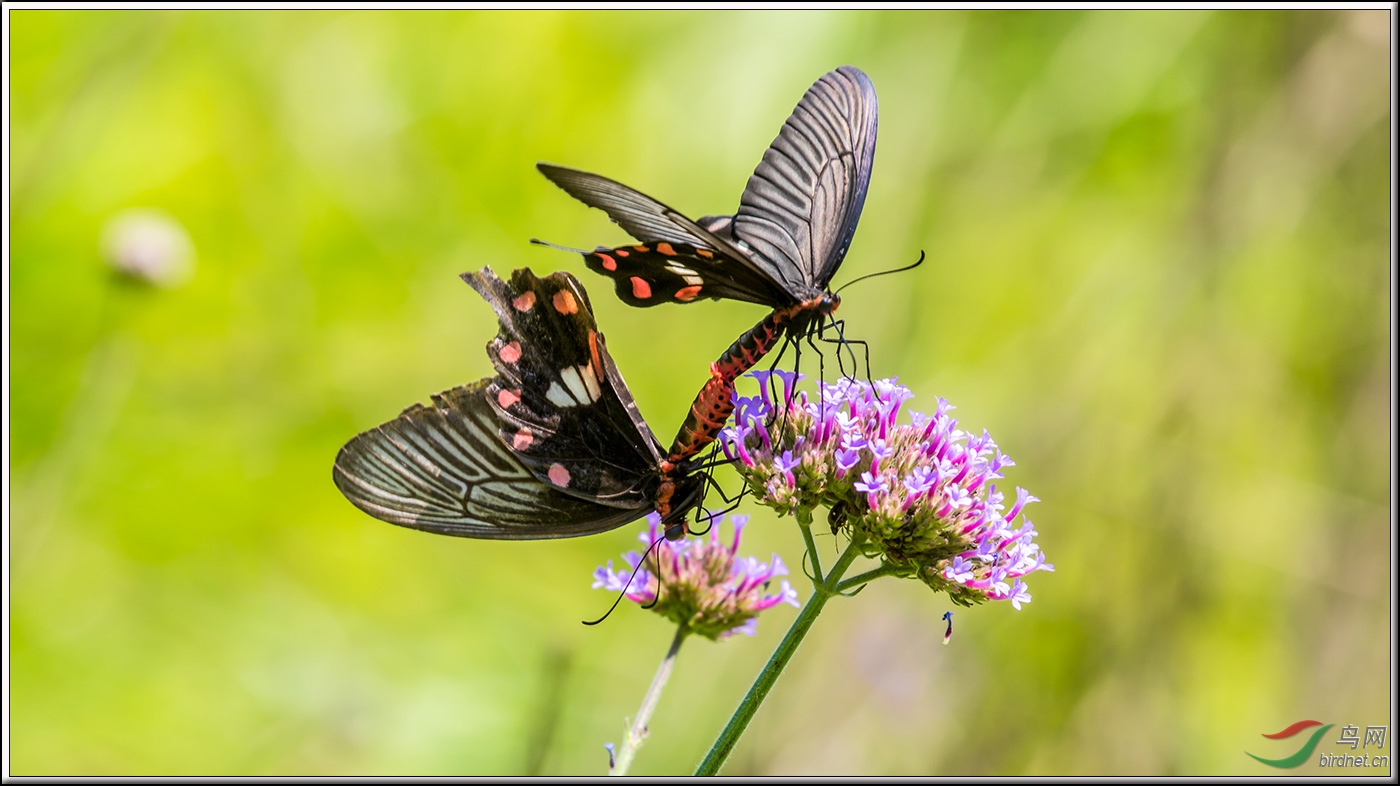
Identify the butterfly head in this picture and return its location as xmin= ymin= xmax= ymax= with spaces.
xmin=785 ymin=291 xmax=842 ymax=339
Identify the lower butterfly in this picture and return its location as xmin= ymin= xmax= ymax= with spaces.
xmin=332 ymin=267 xmax=709 ymax=539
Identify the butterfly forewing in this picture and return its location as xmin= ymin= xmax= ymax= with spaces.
xmin=462 ymin=267 xmax=666 ymax=508
xmin=732 ymin=65 xmax=878 ymax=292
xmin=535 ymin=164 xmax=731 ymax=253
xmin=332 ymin=381 xmax=645 ymax=539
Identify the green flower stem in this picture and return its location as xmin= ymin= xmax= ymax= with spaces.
xmin=835 ymin=562 xmax=905 ymax=593
xmin=796 ymin=508 xmax=823 ymax=583
xmin=611 ymin=623 xmax=689 ymax=776
xmin=694 ymin=532 xmax=866 ymax=776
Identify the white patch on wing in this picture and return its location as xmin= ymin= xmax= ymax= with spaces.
xmin=581 ymin=363 xmax=602 ymax=402
xmin=548 ymin=365 xmax=602 ymax=408
xmin=683 ymin=275 xmax=703 ymax=286
xmin=546 ymin=381 xmax=576 ymax=407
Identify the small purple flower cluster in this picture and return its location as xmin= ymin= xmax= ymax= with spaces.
xmin=720 ymin=372 xmax=1052 ymax=609
xmin=593 ymin=513 xmax=800 ymax=639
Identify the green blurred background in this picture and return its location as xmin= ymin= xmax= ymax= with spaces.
xmin=7 ymin=9 xmax=1392 ymax=776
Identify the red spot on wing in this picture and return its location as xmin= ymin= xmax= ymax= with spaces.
xmin=512 ymin=292 xmax=536 ymax=311
xmin=596 ymin=253 xmax=617 ymax=271
xmin=552 ymin=290 xmax=578 ymax=314
xmin=656 ymin=242 xmax=676 ymax=256
xmin=633 ymin=245 xmax=650 ymax=253
xmin=513 ymin=428 xmax=534 ymax=450
xmin=695 ymin=248 xmax=714 ymax=259
xmin=547 ymin=463 xmax=571 ymax=487
xmin=499 ymin=341 xmax=522 ymax=364
xmin=630 ymin=277 xmax=652 ymax=299
xmin=497 ymin=389 xmax=521 ymax=409
xmin=675 ymin=285 xmax=702 ymax=301
xmin=615 ymin=249 xmax=630 ymax=257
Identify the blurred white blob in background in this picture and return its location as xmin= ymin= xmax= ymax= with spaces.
xmin=100 ymin=208 xmax=195 ymax=288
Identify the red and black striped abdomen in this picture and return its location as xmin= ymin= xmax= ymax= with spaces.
xmin=665 ymin=295 xmax=838 ymax=465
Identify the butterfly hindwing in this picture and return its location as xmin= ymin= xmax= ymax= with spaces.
xmin=581 ymin=242 xmax=788 ymax=308
xmin=332 ymin=381 xmax=645 ymax=539
xmin=461 ymin=267 xmax=665 ymax=508
xmin=733 ymin=65 xmax=878 ymax=291
xmin=536 ymin=165 xmax=794 ymax=306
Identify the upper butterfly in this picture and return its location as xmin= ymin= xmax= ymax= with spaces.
xmin=534 ymin=65 xmax=877 ymax=339
xmin=332 ymin=267 xmax=706 ymax=540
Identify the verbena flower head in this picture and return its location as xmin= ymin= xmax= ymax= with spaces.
xmin=592 ymin=513 xmax=799 ymax=640
xmin=720 ymin=373 xmax=1052 ymax=609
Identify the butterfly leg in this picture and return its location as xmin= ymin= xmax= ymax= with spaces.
xmin=773 ymin=333 xmax=802 ymax=442
xmin=813 ymin=320 xmax=848 ymax=378
xmin=799 ymin=322 xmax=835 ymax=415
xmin=694 ymin=489 xmax=748 ymax=532
xmin=810 ymin=317 xmax=851 ymax=381
xmin=821 ymin=318 xmax=873 ymax=388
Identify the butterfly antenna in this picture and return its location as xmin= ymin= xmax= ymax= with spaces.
xmin=834 ymin=249 xmax=926 ymax=296
xmin=642 ymin=537 xmax=672 ymax=611
xmin=582 ymin=532 xmax=666 ymax=626
xmin=530 ymin=237 xmax=591 ymax=255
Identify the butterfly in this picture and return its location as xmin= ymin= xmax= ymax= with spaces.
xmin=332 ymin=267 xmax=707 ymax=540
xmin=535 ymin=65 xmax=879 ymax=463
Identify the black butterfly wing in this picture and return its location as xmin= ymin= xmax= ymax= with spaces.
xmin=461 ymin=266 xmax=666 ymax=508
xmin=536 ymin=164 xmax=794 ymax=307
xmin=332 ymin=381 xmax=646 ymax=539
xmin=732 ymin=65 xmax=878 ymax=293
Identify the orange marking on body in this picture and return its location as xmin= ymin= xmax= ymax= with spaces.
xmin=695 ymin=248 xmax=713 ymax=259
xmin=513 ymin=428 xmax=534 ymax=450
xmin=499 ymin=341 xmax=522 ymax=364
xmin=596 ymin=253 xmax=617 ymax=271
xmin=633 ymin=245 xmax=650 ymax=253
xmin=630 ymin=277 xmax=652 ymax=299
xmin=512 ymin=291 xmax=536 ymax=312
xmin=548 ymin=463 xmax=571 ymax=487
xmin=497 ymin=389 xmax=521 ymax=409
xmin=656 ymin=242 xmax=676 ymax=256
xmin=675 ymin=285 xmax=702 ymax=301
xmin=615 ymin=249 xmax=630 ymax=257
xmin=552 ymin=290 xmax=578 ymax=314
xmin=655 ymin=481 xmax=675 ymax=521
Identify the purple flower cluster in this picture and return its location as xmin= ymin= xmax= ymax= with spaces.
xmin=592 ymin=513 xmax=800 ymax=639
xmin=719 ymin=372 xmax=1052 ymax=609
